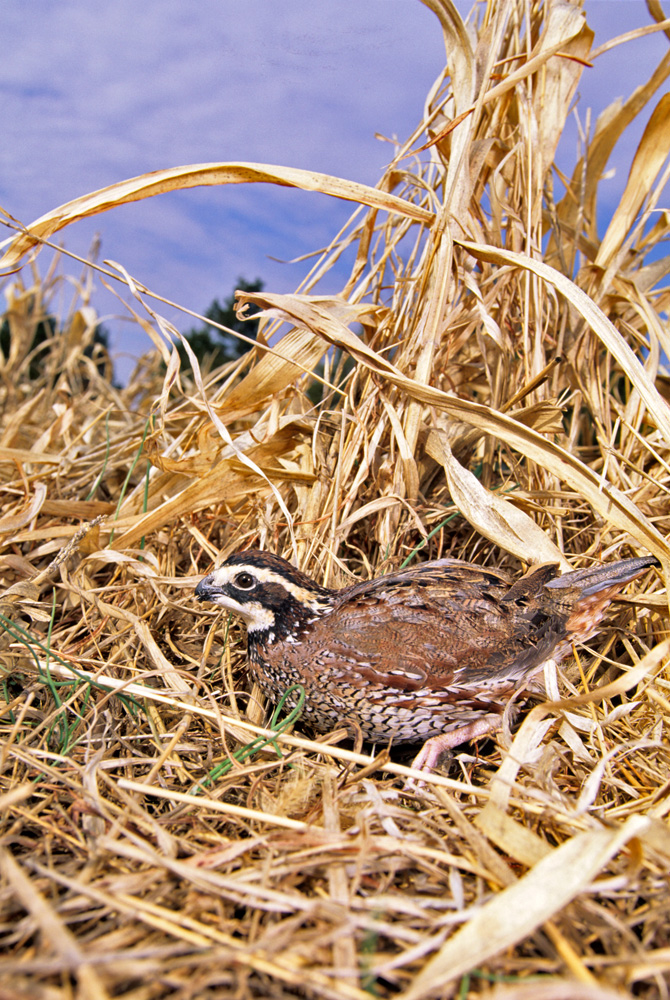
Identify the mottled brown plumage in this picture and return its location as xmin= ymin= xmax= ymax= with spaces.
xmin=195 ymin=550 xmax=657 ymax=772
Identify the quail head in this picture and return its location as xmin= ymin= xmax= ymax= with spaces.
xmin=195 ymin=549 xmax=657 ymax=773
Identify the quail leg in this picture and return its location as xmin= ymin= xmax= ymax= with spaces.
xmin=406 ymin=715 xmax=502 ymax=785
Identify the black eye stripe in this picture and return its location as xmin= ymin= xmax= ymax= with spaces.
xmin=233 ymin=571 xmax=256 ymax=590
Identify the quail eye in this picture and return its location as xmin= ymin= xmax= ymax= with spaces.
xmin=233 ymin=571 xmax=256 ymax=591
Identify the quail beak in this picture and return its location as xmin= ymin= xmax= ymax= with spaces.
xmin=194 ymin=574 xmax=247 ymax=615
xmin=194 ymin=575 xmax=217 ymax=602
xmin=194 ymin=574 xmax=273 ymax=630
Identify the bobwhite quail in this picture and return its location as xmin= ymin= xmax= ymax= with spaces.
xmin=195 ymin=550 xmax=657 ymax=772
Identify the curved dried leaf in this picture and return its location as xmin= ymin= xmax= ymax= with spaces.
xmin=597 ymin=92 xmax=670 ymax=267
xmin=555 ymin=45 xmax=670 ymax=244
xmin=404 ymin=815 xmax=651 ymax=1000
xmin=0 ymin=483 xmax=47 ymax=533
xmin=426 ymin=432 xmax=570 ymax=569
xmin=533 ymin=11 xmax=593 ymax=172
xmin=216 ymin=326 xmax=327 ymax=417
xmin=0 ymin=162 xmax=433 ymax=268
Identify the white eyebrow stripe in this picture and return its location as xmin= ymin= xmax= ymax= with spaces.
xmin=209 ymin=565 xmax=329 ymax=610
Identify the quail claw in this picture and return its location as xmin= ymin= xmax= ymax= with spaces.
xmin=403 ymin=717 xmax=502 ymax=790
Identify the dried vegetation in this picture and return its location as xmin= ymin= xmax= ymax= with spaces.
xmin=1 ymin=1 xmax=670 ymax=997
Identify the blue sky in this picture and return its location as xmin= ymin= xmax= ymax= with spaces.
xmin=1 ymin=1 xmax=668 ymax=381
